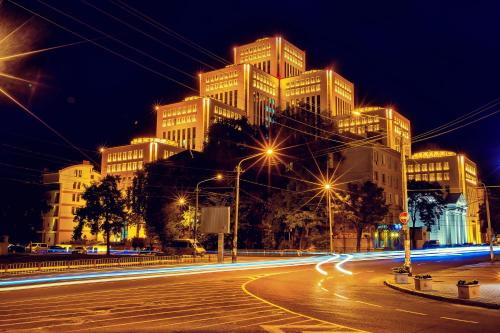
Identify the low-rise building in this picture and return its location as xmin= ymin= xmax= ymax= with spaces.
xmin=42 ymin=161 xmax=101 ymax=245
xmin=406 ymin=150 xmax=481 ymax=244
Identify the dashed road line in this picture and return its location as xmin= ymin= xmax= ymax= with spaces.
xmin=395 ymin=308 xmax=428 ymax=316
xmin=355 ymin=300 xmax=382 ymax=308
xmin=334 ymin=293 xmax=349 ymax=300
xmin=440 ymin=316 xmax=478 ymax=324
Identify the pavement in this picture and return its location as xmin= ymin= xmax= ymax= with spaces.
xmin=384 ymin=260 xmax=500 ymax=309
xmin=0 ymin=248 xmax=498 ymax=332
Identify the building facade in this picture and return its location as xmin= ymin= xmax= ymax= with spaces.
xmin=337 ymin=144 xmax=404 ymax=249
xmin=406 ymin=150 xmax=481 ymax=244
xmin=337 ymin=106 xmax=411 ymax=156
xmin=101 ymin=137 xmax=182 ymax=189
xmin=156 ymin=96 xmax=245 ymax=151
xmin=42 ymin=161 xmax=101 ymax=245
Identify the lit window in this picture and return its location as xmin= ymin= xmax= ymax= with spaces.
xmin=443 ymin=172 xmax=450 ymax=181
xmin=436 ymin=173 xmax=442 ymax=181
xmin=429 ymin=173 xmax=435 ymax=182
xmin=415 ymin=164 xmax=421 ymax=172
xmin=421 ymin=163 xmax=428 ymax=172
xmin=436 ymin=162 xmax=442 ymax=171
xmin=415 ymin=174 xmax=421 ymax=181
xmin=443 ymin=162 xmax=449 ymax=170
xmin=428 ymin=163 xmax=434 ymax=171
xmin=407 ymin=164 xmax=414 ymax=173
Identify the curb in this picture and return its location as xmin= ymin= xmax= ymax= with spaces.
xmin=384 ymin=280 xmax=500 ymax=310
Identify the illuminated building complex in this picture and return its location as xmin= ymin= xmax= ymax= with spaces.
xmin=406 ymin=150 xmax=482 ymax=244
xmin=157 ymin=36 xmax=355 ymax=145
xmin=42 ymin=161 xmax=101 ymax=245
xmin=337 ymin=106 xmax=412 ymax=156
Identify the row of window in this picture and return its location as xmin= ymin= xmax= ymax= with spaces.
xmin=240 ymin=52 xmax=271 ymax=64
xmin=408 ymin=173 xmax=450 ymax=182
xmin=285 ymin=62 xmax=301 ymax=78
xmin=465 ymin=173 xmax=477 ymax=185
xmin=338 ymin=117 xmax=380 ymax=127
xmin=284 ymin=44 xmax=303 ymax=60
xmin=253 ymin=60 xmax=272 ymax=74
xmin=339 ymin=125 xmax=381 ymax=135
xmin=253 ymin=79 xmax=276 ymax=95
xmin=163 ymin=115 xmax=196 ymax=127
xmin=214 ymin=106 xmax=242 ymax=120
xmin=107 ymin=161 xmax=144 ymax=174
xmin=204 ymin=71 xmax=238 ymax=83
xmin=334 ymin=86 xmax=352 ymax=101
xmin=107 ymin=149 xmax=144 ymax=162
xmin=73 ymin=169 xmax=83 ymax=177
xmin=205 ymin=79 xmax=238 ymax=92
xmin=164 ymin=127 xmax=197 ymax=150
xmin=285 ymin=95 xmax=321 ymax=115
xmin=209 ymin=90 xmax=238 ymax=108
xmin=465 ymin=164 xmax=477 ymax=176
xmin=374 ymin=151 xmax=400 ymax=171
xmin=285 ymin=84 xmax=321 ymax=97
xmin=286 ymin=76 xmax=321 ymax=88
xmin=72 ymin=182 xmax=82 ymax=190
xmin=374 ymin=171 xmax=400 ymax=190
xmin=71 ymin=193 xmax=81 ymax=202
xmin=407 ymin=162 xmax=450 ymax=173
xmin=334 ymin=78 xmax=352 ymax=93
xmin=239 ymin=44 xmax=271 ymax=56
xmin=253 ymin=93 xmax=276 ymax=126
xmin=162 ymin=105 xmax=197 ymax=118
xmin=335 ymin=96 xmax=352 ymax=116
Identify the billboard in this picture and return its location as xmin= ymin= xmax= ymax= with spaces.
xmin=199 ymin=206 xmax=230 ymax=234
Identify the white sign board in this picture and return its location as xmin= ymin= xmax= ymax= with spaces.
xmin=199 ymin=206 xmax=230 ymax=234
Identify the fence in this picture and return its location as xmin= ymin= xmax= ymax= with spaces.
xmin=0 ymin=254 xmax=215 ymax=276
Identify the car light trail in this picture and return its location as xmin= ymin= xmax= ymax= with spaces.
xmin=314 ymin=254 xmax=340 ymax=276
xmin=335 ymin=254 xmax=353 ymax=275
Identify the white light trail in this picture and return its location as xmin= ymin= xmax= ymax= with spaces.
xmin=335 ymin=254 xmax=353 ymax=275
xmin=314 ymin=254 xmax=340 ymax=276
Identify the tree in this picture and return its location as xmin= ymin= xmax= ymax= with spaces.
xmin=342 ymin=181 xmax=389 ymax=252
xmin=127 ymin=171 xmax=147 ymax=238
xmin=407 ymin=180 xmax=446 ymax=248
xmin=74 ymin=175 xmax=126 ymax=255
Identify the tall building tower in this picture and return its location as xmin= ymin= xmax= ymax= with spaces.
xmin=233 ymin=36 xmax=306 ymax=78
xmin=199 ymin=64 xmax=279 ymax=127
xmin=406 ymin=150 xmax=481 ymax=244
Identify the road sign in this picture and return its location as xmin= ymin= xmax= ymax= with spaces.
xmin=399 ymin=212 xmax=410 ymax=224
xmin=199 ymin=206 xmax=230 ymax=234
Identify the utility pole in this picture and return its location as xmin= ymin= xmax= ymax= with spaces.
xmin=232 ymin=164 xmax=242 ymax=263
xmin=328 ymin=190 xmax=334 ymax=254
xmin=400 ymin=133 xmax=411 ymax=272
xmin=481 ymin=182 xmax=494 ymax=262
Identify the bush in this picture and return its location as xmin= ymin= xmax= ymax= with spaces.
xmin=392 ymin=266 xmax=410 ymax=274
xmin=414 ymin=274 xmax=432 ymax=279
xmin=131 ymin=237 xmax=145 ymax=249
xmin=457 ymin=280 xmax=479 ymax=286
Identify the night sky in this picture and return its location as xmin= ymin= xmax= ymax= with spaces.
xmin=1 ymin=0 xmax=499 ymax=184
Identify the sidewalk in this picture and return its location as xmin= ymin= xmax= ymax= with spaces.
xmin=385 ymin=261 xmax=500 ymax=309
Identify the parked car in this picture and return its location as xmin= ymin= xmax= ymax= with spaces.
xmin=422 ymin=240 xmax=440 ymax=249
xmin=25 ymin=242 xmax=48 ymax=254
xmin=48 ymin=245 xmax=68 ymax=254
xmin=71 ymin=246 xmax=87 ymax=254
xmin=8 ymin=244 xmax=26 ymax=254
xmin=164 ymin=239 xmax=206 ymax=256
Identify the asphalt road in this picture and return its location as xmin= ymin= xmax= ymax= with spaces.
xmin=0 ymin=253 xmax=498 ymax=332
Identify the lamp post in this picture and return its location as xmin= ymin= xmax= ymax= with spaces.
xmin=324 ymin=183 xmax=334 ymax=254
xmin=194 ymin=174 xmax=223 ymax=242
xmin=352 ymin=110 xmax=411 ymax=271
xmin=480 ymin=182 xmax=494 ymax=262
xmin=232 ymin=148 xmax=274 ymax=263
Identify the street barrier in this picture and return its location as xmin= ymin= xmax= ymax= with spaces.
xmin=0 ymin=254 xmax=214 ymax=276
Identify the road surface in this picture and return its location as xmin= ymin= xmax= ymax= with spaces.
xmin=0 ymin=250 xmax=498 ymax=332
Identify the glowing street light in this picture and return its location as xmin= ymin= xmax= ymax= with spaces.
xmin=194 ymin=173 xmax=224 ymax=242
xmin=232 ymin=147 xmax=275 ymax=263
xmin=178 ymin=197 xmax=186 ymax=205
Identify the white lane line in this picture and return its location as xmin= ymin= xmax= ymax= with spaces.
xmin=334 ymin=293 xmax=349 ymax=300
xmin=395 ymin=308 xmax=428 ymax=316
xmin=320 ymin=287 xmax=329 ymax=292
xmin=355 ymin=300 xmax=382 ymax=308
xmin=440 ymin=316 xmax=478 ymax=324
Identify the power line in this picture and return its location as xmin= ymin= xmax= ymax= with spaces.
xmin=8 ymin=0 xmax=197 ymax=92
xmin=110 ymin=0 xmax=230 ymax=66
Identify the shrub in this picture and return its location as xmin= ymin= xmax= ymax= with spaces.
xmin=392 ymin=266 xmax=410 ymax=274
xmin=414 ymin=274 xmax=432 ymax=279
xmin=457 ymin=280 xmax=479 ymax=286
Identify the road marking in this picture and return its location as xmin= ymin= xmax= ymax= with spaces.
xmin=321 ymin=287 xmax=329 ymax=292
xmin=395 ymin=308 xmax=427 ymax=316
xmin=242 ymin=272 xmax=368 ymax=332
xmin=355 ymin=300 xmax=382 ymax=308
xmin=440 ymin=317 xmax=478 ymax=324
xmin=334 ymin=293 xmax=349 ymax=300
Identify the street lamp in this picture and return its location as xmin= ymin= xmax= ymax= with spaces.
xmin=194 ymin=173 xmax=223 ymax=242
xmin=323 ymin=182 xmax=334 ymax=254
xmin=480 ymin=182 xmax=494 ymax=262
xmin=232 ymin=147 xmax=274 ymax=263
xmin=352 ymin=110 xmax=412 ymax=272
xmin=178 ymin=197 xmax=186 ymax=205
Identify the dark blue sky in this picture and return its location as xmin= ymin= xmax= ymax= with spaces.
xmin=1 ymin=0 xmax=499 ymax=183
